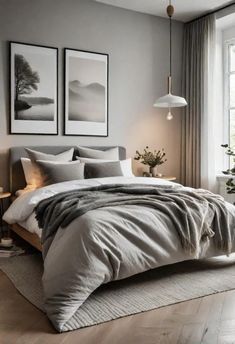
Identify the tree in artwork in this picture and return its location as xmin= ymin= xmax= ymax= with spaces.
xmin=14 ymin=54 xmax=40 ymax=111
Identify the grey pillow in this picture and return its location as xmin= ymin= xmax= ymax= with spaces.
xmin=85 ymin=161 xmax=123 ymax=179
xmin=36 ymin=160 xmax=84 ymax=185
xmin=26 ymin=148 xmax=74 ymax=162
xmin=77 ymin=146 xmax=119 ymax=160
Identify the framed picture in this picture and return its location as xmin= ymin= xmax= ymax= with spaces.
xmin=10 ymin=41 xmax=58 ymax=135
xmin=64 ymin=48 xmax=108 ymax=136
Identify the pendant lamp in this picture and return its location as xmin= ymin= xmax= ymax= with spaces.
xmin=153 ymin=0 xmax=187 ymax=120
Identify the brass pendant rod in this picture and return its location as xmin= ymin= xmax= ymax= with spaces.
xmin=168 ymin=76 xmax=172 ymax=94
xmin=170 ymin=15 xmax=172 ymax=78
xmin=167 ymin=1 xmax=174 ymax=93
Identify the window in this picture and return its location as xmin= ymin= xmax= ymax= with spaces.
xmin=227 ymin=42 xmax=235 ymax=148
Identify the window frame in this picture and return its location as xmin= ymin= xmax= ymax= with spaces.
xmin=223 ymin=39 xmax=235 ymax=170
xmin=224 ymin=39 xmax=235 ymax=150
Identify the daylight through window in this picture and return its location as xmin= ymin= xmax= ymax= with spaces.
xmin=229 ymin=43 xmax=235 ymax=148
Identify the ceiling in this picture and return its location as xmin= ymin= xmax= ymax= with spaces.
xmin=94 ymin=0 xmax=234 ymax=22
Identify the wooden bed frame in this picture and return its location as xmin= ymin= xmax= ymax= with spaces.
xmin=10 ymin=223 xmax=42 ymax=252
xmin=8 ymin=145 xmax=126 ymax=252
xmin=9 ymin=195 xmax=42 ymax=251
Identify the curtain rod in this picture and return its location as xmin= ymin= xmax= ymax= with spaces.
xmin=186 ymin=1 xmax=235 ymax=24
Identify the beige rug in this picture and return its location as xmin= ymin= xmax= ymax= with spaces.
xmin=1 ymin=254 xmax=235 ymax=328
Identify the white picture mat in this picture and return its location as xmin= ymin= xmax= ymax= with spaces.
xmin=65 ymin=49 xmax=108 ymax=136
xmin=10 ymin=42 xmax=58 ymax=134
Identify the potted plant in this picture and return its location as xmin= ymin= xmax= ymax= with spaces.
xmin=134 ymin=146 xmax=167 ymax=177
xmin=221 ymin=144 xmax=235 ymax=196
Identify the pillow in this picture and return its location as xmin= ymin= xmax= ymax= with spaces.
xmin=77 ymin=146 xmax=119 ymax=160
xmin=25 ymin=148 xmax=74 ymax=162
xmin=36 ymin=160 xmax=84 ymax=185
xmin=21 ymin=158 xmax=44 ymax=188
xmin=22 ymin=148 xmax=74 ymax=188
xmin=76 ymin=157 xmax=134 ymax=177
xmin=84 ymin=161 xmax=124 ymax=179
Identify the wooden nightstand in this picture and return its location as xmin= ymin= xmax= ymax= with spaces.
xmin=0 ymin=192 xmax=11 ymax=238
xmin=154 ymin=176 xmax=177 ymax=181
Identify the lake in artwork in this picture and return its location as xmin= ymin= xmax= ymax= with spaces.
xmin=16 ymin=104 xmax=54 ymax=121
xmin=15 ymin=96 xmax=54 ymax=121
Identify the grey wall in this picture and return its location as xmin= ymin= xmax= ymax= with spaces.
xmin=0 ymin=0 xmax=184 ymax=190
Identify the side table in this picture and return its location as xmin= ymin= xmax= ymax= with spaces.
xmin=0 ymin=192 xmax=11 ymax=238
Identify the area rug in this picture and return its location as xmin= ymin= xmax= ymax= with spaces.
xmin=1 ymin=253 xmax=235 ymax=328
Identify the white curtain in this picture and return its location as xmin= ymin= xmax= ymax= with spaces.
xmin=181 ymin=14 xmax=217 ymax=191
xmin=200 ymin=14 xmax=217 ymax=192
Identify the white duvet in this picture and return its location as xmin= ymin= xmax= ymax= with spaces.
xmin=4 ymin=177 xmax=179 ymax=236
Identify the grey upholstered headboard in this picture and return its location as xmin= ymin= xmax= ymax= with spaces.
xmin=9 ymin=146 xmax=126 ymax=194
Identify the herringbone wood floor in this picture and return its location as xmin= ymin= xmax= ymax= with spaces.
xmin=1 ymin=270 xmax=235 ymax=344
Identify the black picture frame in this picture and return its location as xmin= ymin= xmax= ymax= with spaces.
xmin=9 ymin=41 xmax=58 ymax=135
xmin=64 ymin=48 xmax=109 ymax=137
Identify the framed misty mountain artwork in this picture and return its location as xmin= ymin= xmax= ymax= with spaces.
xmin=10 ymin=42 xmax=58 ymax=134
xmin=64 ymin=48 xmax=108 ymax=136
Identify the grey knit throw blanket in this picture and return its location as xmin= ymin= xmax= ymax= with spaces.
xmin=35 ymin=184 xmax=231 ymax=257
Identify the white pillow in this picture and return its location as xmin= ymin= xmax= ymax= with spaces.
xmin=21 ymin=158 xmax=43 ymax=188
xmin=77 ymin=146 xmax=119 ymax=160
xmin=76 ymin=157 xmax=134 ymax=177
xmin=21 ymin=148 xmax=75 ymax=188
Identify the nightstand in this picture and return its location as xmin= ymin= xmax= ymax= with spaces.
xmin=0 ymin=192 xmax=11 ymax=238
xmin=154 ymin=176 xmax=177 ymax=181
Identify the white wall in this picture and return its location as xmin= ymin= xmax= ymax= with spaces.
xmin=0 ymin=0 xmax=184 ymax=190
xmin=223 ymin=25 xmax=235 ymax=42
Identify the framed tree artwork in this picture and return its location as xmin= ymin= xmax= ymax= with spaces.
xmin=10 ymin=42 xmax=58 ymax=134
xmin=64 ymin=48 xmax=108 ymax=136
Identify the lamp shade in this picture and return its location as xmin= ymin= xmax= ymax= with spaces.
xmin=153 ymin=93 xmax=187 ymax=108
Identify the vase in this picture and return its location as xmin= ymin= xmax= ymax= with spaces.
xmin=149 ymin=166 xmax=158 ymax=177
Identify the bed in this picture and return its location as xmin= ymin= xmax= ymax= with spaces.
xmin=8 ymin=146 xmax=126 ymax=252
xmin=4 ymin=145 xmax=235 ymax=332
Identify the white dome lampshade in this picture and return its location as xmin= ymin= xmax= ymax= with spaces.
xmin=153 ymin=93 xmax=187 ymax=108
xmin=154 ymin=2 xmax=187 ymax=119
xmin=154 ymin=76 xmax=187 ymax=109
